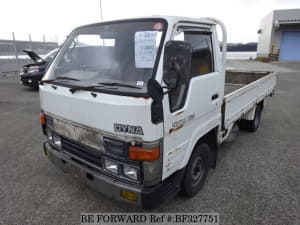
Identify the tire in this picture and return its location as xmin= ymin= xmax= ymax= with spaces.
xmin=239 ymin=105 xmax=262 ymax=132
xmin=180 ymin=143 xmax=210 ymax=197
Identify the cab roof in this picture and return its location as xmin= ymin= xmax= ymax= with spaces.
xmin=76 ymin=16 xmax=216 ymax=30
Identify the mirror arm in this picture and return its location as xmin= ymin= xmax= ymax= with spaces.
xmin=163 ymin=89 xmax=171 ymax=95
xmin=162 ymin=70 xmax=181 ymax=95
xmin=161 ymin=85 xmax=171 ymax=95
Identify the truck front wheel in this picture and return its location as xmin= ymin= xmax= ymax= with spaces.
xmin=180 ymin=143 xmax=210 ymax=197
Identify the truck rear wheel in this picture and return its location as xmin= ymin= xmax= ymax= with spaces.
xmin=180 ymin=143 xmax=210 ymax=197
xmin=239 ymin=105 xmax=262 ymax=132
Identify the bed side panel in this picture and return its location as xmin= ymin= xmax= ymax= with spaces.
xmin=224 ymin=72 xmax=277 ymax=128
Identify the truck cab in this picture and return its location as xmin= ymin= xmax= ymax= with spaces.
xmin=40 ymin=16 xmax=276 ymax=209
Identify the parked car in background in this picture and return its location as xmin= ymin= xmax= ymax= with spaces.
xmin=20 ymin=48 xmax=58 ymax=88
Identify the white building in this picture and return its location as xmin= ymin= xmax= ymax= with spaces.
xmin=257 ymin=9 xmax=300 ymax=61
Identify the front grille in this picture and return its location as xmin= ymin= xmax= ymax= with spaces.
xmin=61 ymin=137 xmax=102 ymax=167
xmin=59 ymin=135 xmax=142 ymax=185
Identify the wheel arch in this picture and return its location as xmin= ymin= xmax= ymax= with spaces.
xmin=258 ymin=100 xmax=264 ymax=110
xmin=181 ymin=126 xmax=219 ymax=170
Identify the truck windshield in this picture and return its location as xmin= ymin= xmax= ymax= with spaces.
xmin=45 ymin=19 xmax=166 ymax=94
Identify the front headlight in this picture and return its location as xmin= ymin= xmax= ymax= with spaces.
xmin=123 ymin=165 xmax=138 ymax=181
xmin=47 ymin=130 xmax=61 ymax=149
xmin=47 ymin=130 xmax=53 ymax=141
xmin=102 ymin=157 xmax=140 ymax=182
xmin=103 ymin=158 xmax=119 ymax=174
xmin=53 ymin=135 xmax=62 ymax=148
xmin=28 ymin=66 xmax=40 ymax=73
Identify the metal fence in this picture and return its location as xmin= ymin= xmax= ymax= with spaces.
xmin=0 ymin=32 xmax=59 ymax=74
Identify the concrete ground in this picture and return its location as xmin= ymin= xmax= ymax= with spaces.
xmin=0 ymin=60 xmax=299 ymax=225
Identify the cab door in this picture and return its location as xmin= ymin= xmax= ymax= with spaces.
xmin=162 ymin=23 xmax=224 ymax=179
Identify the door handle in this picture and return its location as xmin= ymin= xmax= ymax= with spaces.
xmin=211 ymin=93 xmax=219 ymax=100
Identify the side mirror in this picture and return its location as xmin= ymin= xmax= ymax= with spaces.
xmin=163 ymin=41 xmax=192 ymax=88
xmin=147 ymin=78 xmax=163 ymax=102
xmin=147 ymin=78 xmax=164 ymax=124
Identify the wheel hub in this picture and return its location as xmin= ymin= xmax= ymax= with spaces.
xmin=191 ymin=156 xmax=204 ymax=184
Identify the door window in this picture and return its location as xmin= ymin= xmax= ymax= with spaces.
xmin=169 ymin=27 xmax=214 ymax=112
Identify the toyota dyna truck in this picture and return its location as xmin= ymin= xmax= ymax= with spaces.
xmin=39 ymin=16 xmax=276 ymax=209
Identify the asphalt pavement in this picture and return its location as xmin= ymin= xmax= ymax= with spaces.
xmin=0 ymin=60 xmax=299 ymax=225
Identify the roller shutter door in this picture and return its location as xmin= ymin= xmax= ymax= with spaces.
xmin=280 ymin=31 xmax=300 ymax=61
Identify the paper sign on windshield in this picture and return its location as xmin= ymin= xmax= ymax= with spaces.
xmin=135 ymin=31 xmax=158 ymax=68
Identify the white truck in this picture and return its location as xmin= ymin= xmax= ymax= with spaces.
xmin=39 ymin=16 xmax=276 ymax=209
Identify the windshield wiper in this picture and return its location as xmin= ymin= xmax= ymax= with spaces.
xmin=69 ymin=82 xmax=142 ymax=93
xmin=40 ymin=76 xmax=80 ymax=85
xmin=97 ymin=82 xmax=142 ymax=89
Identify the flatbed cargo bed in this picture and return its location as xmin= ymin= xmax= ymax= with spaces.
xmin=223 ymin=70 xmax=277 ymax=129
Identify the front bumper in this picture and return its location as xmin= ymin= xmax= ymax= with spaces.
xmin=43 ymin=142 xmax=183 ymax=209
xmin=20 ymin=73 xmax=43 ymax=87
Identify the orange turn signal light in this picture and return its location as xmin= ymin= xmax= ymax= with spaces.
xmin=129 ymin=146 xmax=160 ymax=161
xmin=40 ymin=112 xmax=46 ymax=125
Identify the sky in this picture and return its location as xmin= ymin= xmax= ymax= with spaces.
xmin=0 ymin=0 xmax=300 ymax=44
